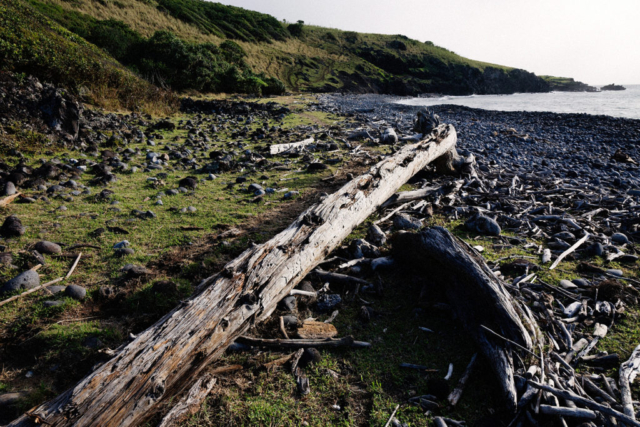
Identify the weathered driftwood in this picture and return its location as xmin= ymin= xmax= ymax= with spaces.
xmin=393 ymin=227 xmax=539 ymax=410
xmin=0 ymin=192 xmax=21 ymax=208
xmin=238 ymin=336 xmax=370 ymax=349
xmin=448 ymin=353 xmax=478 ymax=406
xmin=539 ymin=405 xmax=596 ymax=419
xmin=9 ymin=125 xmax=458 ymax=427
xmin=619 ymin=344 xmax=640 ymax=420
xmin=269 ymin=137 xmax=314 ymax=155
xmin=156 ymin=375 xmax=216 ymax=427
xmin=528 ymin=381 xmax=640 ymax=427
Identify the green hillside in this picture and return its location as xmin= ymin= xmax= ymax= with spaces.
xmin=0 ymin=0 xmax=175 ymax=112
xmin=3 ymin=0 xmax=590 ymax=104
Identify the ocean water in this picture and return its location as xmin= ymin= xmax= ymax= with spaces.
xmin=396 ymin=84 xmax=640 ymax=120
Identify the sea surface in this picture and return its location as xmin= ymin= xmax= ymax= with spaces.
xmin=396 ymin=84 xmax=640 ymax=120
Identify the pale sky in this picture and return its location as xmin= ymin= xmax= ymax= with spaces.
xmin=217 ymin=0 xmax=640 ymax=85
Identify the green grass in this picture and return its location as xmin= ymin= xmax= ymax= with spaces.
xmin=0 ymin=0 xmax=174 ymax=112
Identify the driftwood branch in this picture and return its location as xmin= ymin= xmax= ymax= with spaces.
xmin=0 ymin=278 xmax=64 ymax=308
xmin=392 ymin=227 xmax=539 ymax=410
xmin=8 ymin=125 xmax=459 ymax=427
xmin=527 ymin=380 xmax=640 ymax=427
xmin=448 ymin=353 xmax=478 ymax=406
xmin=238 ymin=336 xmax=370 ymax=349
xmin=156 ymin=375 xmax=216 ymax=427
xmin=269 ymin=137 xmax=314 ymax=155
xmin=619 ymin=344 xmax=640 ymax=420
xmin=0 ymin=192 xmax=21 ymax=208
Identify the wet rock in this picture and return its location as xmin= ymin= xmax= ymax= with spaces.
xmin=559 ymin=280 xmax=578 ymax=290
xmin=465 ymin=214 xmax=501 ymax=236
xmin=64 ymin=284 xmax=86 ymax=300
xmin=34 ymin=241 xmax=62 ymax=255
xmin=316 ymin=294 xmax=341 ymax=312
xmin=0 ymin=215 xmax=25 ymax=237
xmin=393 ymin=213 xmax=422 ymax=230
xmin=572 ymin=278 xmax=591 ymax=287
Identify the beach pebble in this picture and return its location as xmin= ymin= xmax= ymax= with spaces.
xmin=43 ymin=300 xmax=64 ymax=307
xmin=64 ymin=284 xmax=86 ymax=300
xmin=115 ymin=248 xmax=135 ymax=257
xmin=34 ymin=241 xmax=62 ymax=254
xmin=611 ymin=233 xmax=629 ymax=245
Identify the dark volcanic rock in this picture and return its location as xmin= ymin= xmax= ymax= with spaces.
xmin=1 ymin=270 xmax=40 ymax=293
xmin=64 ymin=284 xmax=86 ymax=300
xmin=0 ymin=215 xmax=25 ymax=237
xmin=465 ymin=214 xmax=501 ymax=236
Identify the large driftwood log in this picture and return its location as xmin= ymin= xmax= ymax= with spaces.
xmin=10 ymin=125 xmax=458 ymax=427
xmin=392 ymin=227 xmax=539 ymax=411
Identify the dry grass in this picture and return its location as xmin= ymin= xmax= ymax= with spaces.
xmin=38 ymin=0 xmax=222 ymax=43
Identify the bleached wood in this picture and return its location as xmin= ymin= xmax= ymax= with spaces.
xmin=0 ymin=192 xmax=21 ymax=207
xmin=269 ymin=137 xmax=314 ymax=155
xmin=9 ymin=125 xmax=457 ymax=427
xmin=156 ymin=375 xmax=216 ymax=427
xmin=619 ymin=344 xmax=640 ymax=420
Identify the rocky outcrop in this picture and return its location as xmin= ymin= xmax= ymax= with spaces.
xmin=601 ymin=84 xmax=626 ymax=91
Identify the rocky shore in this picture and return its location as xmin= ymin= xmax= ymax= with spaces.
xmin=319 ymin=93 xmax=640 ymax=189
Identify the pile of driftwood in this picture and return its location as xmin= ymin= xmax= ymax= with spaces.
xmin=9 ymin=112 xmax=640 ymax=427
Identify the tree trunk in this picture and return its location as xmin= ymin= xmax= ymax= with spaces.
xmin=392 ymin=227 xmax=539 ymax=411
xmin=10 ymin=125 xmax=458 ymax=427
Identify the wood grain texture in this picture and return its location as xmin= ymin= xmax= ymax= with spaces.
xmin=10 ymin=125 xmax=457 ymax=427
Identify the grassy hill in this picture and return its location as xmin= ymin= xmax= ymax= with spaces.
xmin=3 ymin=0 xmax=591 ymax=104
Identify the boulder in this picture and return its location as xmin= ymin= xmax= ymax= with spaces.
xmin=1 ymin=270 xmax=40 ymax=293
xmin=465 ymin=214 xmax=501 ymax=236
xmin=0 ymin=215 xmax=25 ymax=237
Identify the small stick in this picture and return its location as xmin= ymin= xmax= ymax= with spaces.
xmin=549 ymin=233 xmax=590 ymax=270
xmin=480 ymin=325 xmax=540 ymax=359
xmin=0 ymin=277 xmax=64 ymax=307
xmin=289 ymin=289 xmax=317 ymax=297
xmin=383 ymin=404 xmax=400 ymax=427
xmin=30 ymin=264 xmax=42 ymax=272
xmin=238 ymin=336 xmax=370 ymax=349
xmin=448 ymin=353 xmax=477 ymax=406
xmin=444 ymin=363 xmax=454 ymax=380
xmin=279 ymin=316 xmax=289 ymax=339
xmin=65 ymin=252 xmax=82 ymax=280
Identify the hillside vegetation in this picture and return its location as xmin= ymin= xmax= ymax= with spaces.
xmin=1 ymin=0 xmax=593 ymax=109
